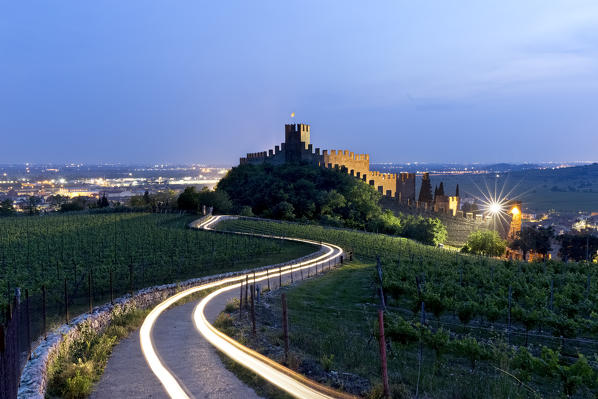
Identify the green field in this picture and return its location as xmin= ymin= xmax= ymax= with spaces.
xmin=218 ymin=218 xmax=598 ymax=398
xmin=0 ymin=213 xmax=315 ymax=329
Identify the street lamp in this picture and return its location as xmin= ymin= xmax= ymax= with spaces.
xmin=489 ymin=202 xmax=503 ymax=215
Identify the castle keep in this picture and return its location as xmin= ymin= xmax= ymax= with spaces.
xmin=241 ymin=123 xmax=420 ymax=203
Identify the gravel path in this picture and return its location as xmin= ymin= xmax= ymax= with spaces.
xmin=91 ymin=292 xmax=262 ymax=399
xmin=92 ymin=263 xmax=325 ymax=399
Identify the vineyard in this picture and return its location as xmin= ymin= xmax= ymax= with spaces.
xmin=0 ymin=212 xmax=314 ymax=329
xmin=218 ymin=218 xmax=598 ymax=398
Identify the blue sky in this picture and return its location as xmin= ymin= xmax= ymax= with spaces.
xmin=1 ymin=1 xmax=597 ymax=164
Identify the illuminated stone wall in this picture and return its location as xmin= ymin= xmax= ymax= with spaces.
xmin=240 ymin=124 xmax=421 ymax=199
xmin=380 ymin=197 xmax=495 ymax=247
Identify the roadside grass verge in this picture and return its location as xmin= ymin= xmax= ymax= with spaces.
xmin=46 ymin=283 xmax=224 ymax=399
xmin=46 ymin=306 xmax=149 ymax=399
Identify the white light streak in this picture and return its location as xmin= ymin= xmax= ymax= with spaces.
xmin=140 ymin=215 xmax=353 ymax=399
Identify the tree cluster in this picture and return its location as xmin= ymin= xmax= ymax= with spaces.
xmin=558 ymin=233 xmax=598 ymax=262
xmin=461 ymin=229 xmax=507 ymax=256
xmin=129 ymin=190 xmax=178 ymax=212
xmin=216 ymin=162 xmax=447 ymax=245
xmin=510 ymin=226 xmax=554 ymax=259
xmin=177 ymin=186 xmax=232 ymax=214
xmin=367 ymin=210 xmax=447 ymax=246
xmin=0 ymin=199 xmax=14 ymax=216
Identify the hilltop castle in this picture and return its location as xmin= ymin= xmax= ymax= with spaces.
xmin=240 ymin=123 xmax=524 ymax=247
xmin=240 ymin=123 xmax=460 ymax=214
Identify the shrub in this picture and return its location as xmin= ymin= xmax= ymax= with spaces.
xmin=424 ymin=292 xmax=446 ymax=323
xmin=214 ymin=312 xmax=234 ymax=330
xmin=457 ymin=301 xmax=476 ymax=326
xmin=423 ymin=327 xmax=450 ymax=362
xmin=320 ymin=354 xmax=334 ymax=372
xmin=63 ymin=360 xmax=94 ymax=399
xmin=47 ymin=306 xmax=149 ymax=398
xmin=224 ymin=298 xmax=240 ymax=313
xmin=465 ymin=230 xmax=507 ymax=257
xmin=239 ymin=205 xmax=254 ymax=217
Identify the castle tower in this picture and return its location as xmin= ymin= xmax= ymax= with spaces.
xmin=507 ymin=200 xmax=522 ymax=240
xmin=396 ymin=172 xmax=416 ymax=203
xmin=284 ymin=124 xmax=311 ymax=162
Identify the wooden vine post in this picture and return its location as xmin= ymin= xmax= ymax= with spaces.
xmin=42 ymin=285 xmax=47 ymax=339
xmin=64 ymin=278 xmax=69 ymax=324
xmin=376 ymin=255 xmax=385 ymax=309
xmin=282 ymin=293 xmax=289 ymax=364
xmin=250 ymin=285 xmax=256 ymax=335
xmin=239 ymin=281 xmax=243 ymax=321
xmin=507 ymin=285 xmax=512 ymax=345
xmin=378 ymin=309 xmax=390 ymax=398
xmin=245 ymin=275 xmax=249 ymax=309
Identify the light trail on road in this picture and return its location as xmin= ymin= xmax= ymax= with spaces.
xmin=140 ymin=215 xmax=354 ymax=399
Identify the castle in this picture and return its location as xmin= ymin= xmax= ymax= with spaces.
xmin=240 ymin=123 xmax=523 ymax=246
xmin=240 ymin=123 xmax=461 ymax=214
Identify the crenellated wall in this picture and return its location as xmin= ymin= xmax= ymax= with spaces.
xmin=364 ymin=170 xmax=397 ymax=197
xmin=240 ymin=124 xmax=421 ymax=200
xmin=238 ymin=123 xmax=523 ymax=246
xmin=321 ymin=149 xmax=370 ymax=179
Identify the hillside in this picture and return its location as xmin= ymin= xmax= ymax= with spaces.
xmin=217 ymin=218 xmax=598 ymax=398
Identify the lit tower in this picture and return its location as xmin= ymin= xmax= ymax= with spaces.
xmin=507 ymin=201 xmax=522 ymax=240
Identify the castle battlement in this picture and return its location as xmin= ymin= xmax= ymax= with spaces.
xmin=238 ymin=123 xmax=522 ymax=245
xmin=240 ymin=124 xmax=418 ymax=202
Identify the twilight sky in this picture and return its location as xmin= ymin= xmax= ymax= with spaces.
xmin=1 ymin=1 xmax=598 ymax=165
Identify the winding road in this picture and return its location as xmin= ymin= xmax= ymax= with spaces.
xmin=92 ymin=215 xmax=353 ymax=399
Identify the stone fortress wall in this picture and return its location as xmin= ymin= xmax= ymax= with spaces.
xmin=240 ymin=123 xmax=514 ymax=245
xmin=379 ymin=197 xmax=493 ymax=246
xmin=241 ymin=124 xmax=422 ymax=202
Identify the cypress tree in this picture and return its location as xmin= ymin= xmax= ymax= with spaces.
xmin=455 ymin=184 xmax=460 ymax=197
xmin=438 ymin=182 xmax=445 ymax=196
xmin=418 ymin=173 xmax=433 ymax=203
